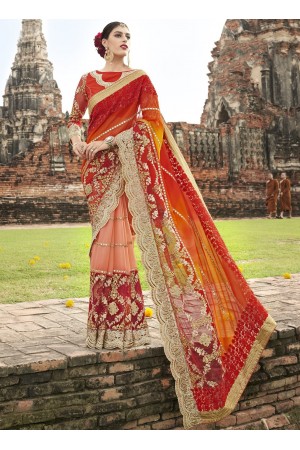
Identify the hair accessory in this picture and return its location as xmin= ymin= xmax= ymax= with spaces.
xmin=94 ymin=32 xmax=106 ymax=58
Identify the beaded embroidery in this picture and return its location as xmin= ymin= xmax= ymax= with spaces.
xmin=90 ymin=70 xmax=126 ymax=88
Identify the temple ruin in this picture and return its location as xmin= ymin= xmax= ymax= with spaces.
xmin=0 ymin=19 xmax=299 ymax=223
xmin=0 ymin=20 xmax=64 ymax=166
xmin=170 ymin=19 xmax=300 ymax=216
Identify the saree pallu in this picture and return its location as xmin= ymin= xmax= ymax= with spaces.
xmin=78 ymin=70 xmax=276 ymax=428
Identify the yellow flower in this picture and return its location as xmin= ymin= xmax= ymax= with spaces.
xmin=85 ymin=243 xmax=90 ymax=248
xmin=63 ymin=275 xmax=69 ymax=280
xmin=282 ymin=273 xmax=291 ymax=279
xmin=33 ymin=255 xmax=41 ymax=261
xmin=43 ymin=241 xmax=49 ymax=247
xmin=28 ymin=259 xmax=36 ymax=266
xmin=59 ymin=262 xmax=72 ymax=269
xmin=238 ymin=266 xmax=244 ymax=272
xmin=145 ymin=307 xmax=153 ymax=318
xmin=65 ymin=299 xmax=75 ymax=308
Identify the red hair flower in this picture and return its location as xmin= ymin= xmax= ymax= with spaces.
xmin=94 ymin=32 xmax=105 ymax=58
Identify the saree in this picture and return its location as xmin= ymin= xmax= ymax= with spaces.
xmin=68 ymin=69 xmax=276 ymax=428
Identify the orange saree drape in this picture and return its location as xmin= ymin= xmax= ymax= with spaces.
xmin=68 ymin=69 xmax=276 ymax=428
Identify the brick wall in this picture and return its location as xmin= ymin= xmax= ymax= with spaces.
xmin=1 ymin=137 xmax=298 ymax=224
xmin=0 ymin=138 xmax=89 ymax=224
xmin=0 ymin=118 xmax=299 ymax=223
xmin=0 ymin=325 xmax=300 ymax=430
xmin=0 ymin=197 xmax=89 ymax=225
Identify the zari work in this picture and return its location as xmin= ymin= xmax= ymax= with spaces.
xmin=68 ymin=69 xmax=276 ymax=428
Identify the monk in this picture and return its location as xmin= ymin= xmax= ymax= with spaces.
xmin=265 ymin=173 xmax=279 ymax=218
xmin=278 ymin=172 xmax=292 ymax=218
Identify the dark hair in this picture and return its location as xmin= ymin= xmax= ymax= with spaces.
xmin=102 ymin=21 xmax=128 ymax=39
xmin=94 ymin=21 xmax=129 ymax=58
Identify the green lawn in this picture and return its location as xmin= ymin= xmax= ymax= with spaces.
xmin=0 ymin=218 xmax=299 ymax=304
xmin=214 ymin=217 xmax=300 ymax=279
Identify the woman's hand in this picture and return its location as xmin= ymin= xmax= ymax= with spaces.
xmin=72 ymin=141 xmax=88 ymax=158
xmin=84 ymin=141 xmax=110 ymax=161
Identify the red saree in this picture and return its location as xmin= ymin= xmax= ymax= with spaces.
xmin=68 ymin=69 xmax=276 ymax=428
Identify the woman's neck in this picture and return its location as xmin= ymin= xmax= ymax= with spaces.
xmin=101 ymin=57 xmax=130 ymax=72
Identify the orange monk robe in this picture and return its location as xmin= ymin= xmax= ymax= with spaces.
xmin=280 ymin=178 xmax=292 ymax=212
xmin=266 ymin=179 xmax=279 ymax=214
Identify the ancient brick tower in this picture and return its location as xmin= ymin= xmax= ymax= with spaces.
xmin=200 ymin=19 xmax=300 ymax=179
xmin=0 ymin=19 xmax=63 ymax=164
xmin=168 ymin=19 xmax=299 ymax=217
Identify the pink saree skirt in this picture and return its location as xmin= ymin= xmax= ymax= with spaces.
xmin=86 ymin=193 xmax=151 ymax=349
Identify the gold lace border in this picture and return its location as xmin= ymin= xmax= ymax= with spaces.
xmin=86 ymin=326 xmax=151 ymax=350
xmin=115 ymin=127 xmax=200 ymax=428
xmin=188 ymin=314 xmax=276 ymax=427
xmin=90 ymin=172 xmax=125 ymax=246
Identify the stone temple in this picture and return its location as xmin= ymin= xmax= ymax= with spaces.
xmin=203 ymin=19 xmax=300 ymax=178
xmin=0 ymin=19 xmax=63 ymax=164
xmin=169 ymin=19 xmax=300 ymax=216
xmin=0 ymin=19 xmax=299 ymax=223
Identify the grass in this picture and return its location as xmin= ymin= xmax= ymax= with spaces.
xmin=214 ymin=217 xmax=300 ymax=279
xmin=0 ymin=218 xmax=299 ymax=304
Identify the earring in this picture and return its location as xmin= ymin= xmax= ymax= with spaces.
xmin=104 ymin=47 xmax=113 ymax=63
xmin=127 ymin=50 xmax=130 ymax=67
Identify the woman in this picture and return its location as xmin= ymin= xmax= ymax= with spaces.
xmin=68 ymin=21 xmax=276 ymax=428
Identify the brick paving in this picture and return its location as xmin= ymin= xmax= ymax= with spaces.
xmin=0 ymin=273 xmax=299 ymax=367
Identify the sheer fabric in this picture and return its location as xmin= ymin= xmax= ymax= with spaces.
xmin=68 ymin=69 xmax=276 ymax=428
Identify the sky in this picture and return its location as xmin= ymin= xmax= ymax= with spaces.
xmin=0 ymin=0 xmax=297 ymax=125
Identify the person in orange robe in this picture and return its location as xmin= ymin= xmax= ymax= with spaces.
xmin=278 ymin=172 xmax=292 ymax=218
xmin=265 ymin=173 xmax=279 ymax=218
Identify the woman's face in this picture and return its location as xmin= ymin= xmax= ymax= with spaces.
xmin=103 ymin=25 xmax=131 ymax=58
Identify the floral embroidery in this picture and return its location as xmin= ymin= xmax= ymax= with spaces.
xmin=86 ymin=270 xmax=150 ymax=350
xmin=68 ymin=68 xmax=276 ymax=429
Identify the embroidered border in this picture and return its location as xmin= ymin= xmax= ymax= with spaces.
xmin=90 ymin=167 xmax=125 ymax=245
xmin=115 ymin=128 xmax=200 ymax=427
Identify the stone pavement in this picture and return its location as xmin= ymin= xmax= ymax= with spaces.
xmin=0 ymin=274 xmax=300 ymax=366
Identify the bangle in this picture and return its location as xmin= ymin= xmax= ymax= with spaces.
xmin=104 ymin=136 xmax=115 ymax=149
